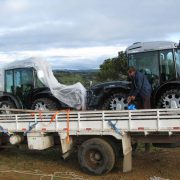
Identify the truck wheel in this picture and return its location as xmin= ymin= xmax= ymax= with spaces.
xmin=31 ymin=98 xmax=58 ymax=110
xmin=102 ymin=93 xmax=128 ymax=110
xmin=157 ymin=89 xmax=180 ymax=108
xmin=0 ymin=100 xmax=15 ymax=114
xmin=78 ymin=138 xmax=115 ymax=175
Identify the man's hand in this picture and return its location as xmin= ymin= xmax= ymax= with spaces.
xmin=131 ymin=96 xmax=135 ymax=100
xmin=127 ymin=96 xmax=136 ymax=104
xmin=127 ymin=96 xmax=132 ymax=104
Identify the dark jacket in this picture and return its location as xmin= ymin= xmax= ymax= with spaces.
xmin=129 ymin=71 xmax=152 ymax=97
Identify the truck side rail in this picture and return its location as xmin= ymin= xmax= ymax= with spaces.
xmin=0 ymin=108 xmax=179 ymax=139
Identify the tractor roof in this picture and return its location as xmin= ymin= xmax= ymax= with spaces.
xmin=126 ymin=41 xmax=178 ymax=54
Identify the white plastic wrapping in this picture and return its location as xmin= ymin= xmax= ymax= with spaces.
xmin=0 ymin=58 xmax=87 ymax=110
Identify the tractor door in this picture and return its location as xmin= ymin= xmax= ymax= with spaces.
xmin=159 ymin=49 xmax=176 ymax=83
xmin=175 ymin=49 xmax=180 ymax=78
xmin=5 ymin=68 xmax=34 ymax=108
xmin=128 ymin=51 xmax=160 ymax=90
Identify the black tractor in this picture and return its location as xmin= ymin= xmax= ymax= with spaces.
xmin=87 ymin=41 xmax=180 ymax=110
xmin=0 ymin=67 xmax=63 ymax=111
xmin=0 ymin=59 xmax=86 ymax=112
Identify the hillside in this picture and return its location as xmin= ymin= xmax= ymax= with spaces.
xmin=53 ymin=69 xmax=99 ymax=88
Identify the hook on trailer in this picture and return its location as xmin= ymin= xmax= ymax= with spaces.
xmin=23 ymin=122 xmax=39 ymax=136
xmin=108 ymin=120 xmax=122 ymax=135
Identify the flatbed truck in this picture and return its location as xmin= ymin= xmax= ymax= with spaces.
xmin=0 ymin=108 xmax=179 ymax=175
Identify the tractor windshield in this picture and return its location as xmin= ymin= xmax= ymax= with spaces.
xmin=128 ymin=51 xmax=160 ymax=89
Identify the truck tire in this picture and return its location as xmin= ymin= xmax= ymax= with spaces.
xmin=0 ymin=100 xmax=15 ymax=114
xmin=31 ymin=98 xmax=58 ymax=110
xmin=102 ymin=93 xmax=128 ymax=110
xmin=78 ymin=138 xmax=115 ymax=175
xmin=157 ymin=89 xmax=180 ymax=108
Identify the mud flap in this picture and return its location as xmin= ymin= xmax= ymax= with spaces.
xmin=58 ymin=133 xmax=73 ymax=159
xmin=122 ymin=133 xmax=132 ymax=172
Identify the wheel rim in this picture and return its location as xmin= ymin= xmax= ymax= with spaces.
xmin=162 ymin=93 xmax=180 ymax=108
xmin=110 ymin=97 xmax=128 ymax=110
xmin=85 ymin=149 xmax=103 ymax=169
xmin=34 ymin=102 xmax=48 ymax=110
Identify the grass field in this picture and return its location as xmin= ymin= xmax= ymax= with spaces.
xmin=0 ymin=146 xmax=179 ymax=180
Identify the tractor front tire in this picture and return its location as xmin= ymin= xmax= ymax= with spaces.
xmin=102 ymin=93 xmax=128 ymax=110
xmin=31 ymin=98 xmax=58 ymax=110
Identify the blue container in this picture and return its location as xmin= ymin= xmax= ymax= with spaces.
xmin=128 ymin=104 xmax=137 ymax=110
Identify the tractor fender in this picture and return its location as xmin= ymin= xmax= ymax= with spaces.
xmin=32 ymin=90 xmax=61 ymax=105
xmin=103 ymin=84 xmax=130 ymax=92
xmin=88 ymin=86 xmax=129 ymax=108
xmin=103 ymin=86 xmax=129 ymax=96
xmin=32 ymin=91 xmax=54 ymax=101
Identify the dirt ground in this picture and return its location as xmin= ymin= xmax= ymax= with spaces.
xmin=0 ymin=146 xmax=179 ymax=180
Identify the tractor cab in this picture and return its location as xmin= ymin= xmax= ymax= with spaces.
xmin=5 ymin=68 xmax=44 ymax=108
xmin=126 ymin=41 xmax=180 ymax=90
xmin=126 ymin=41 xmax=180 ymax=108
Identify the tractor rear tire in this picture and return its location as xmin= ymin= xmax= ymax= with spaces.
xmin=0 ymin=100 xmax=15 ymax=114
xmin=157 ymin=89 xmax=180 ymax=108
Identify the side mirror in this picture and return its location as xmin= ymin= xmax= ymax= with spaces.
xmin=37 ymin=70 xmax=44 ymax=78
xmin=89 ymin=81 xmax=93 ymax=87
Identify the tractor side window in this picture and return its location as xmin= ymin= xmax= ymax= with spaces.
xmin=175 ymin=49 xmax=180 ymax=77
xmin=5 ymin=70 xmax=13 ymax=93
xmin=128 ymin=51 xmax=159 ymax=89
xmin=21 ymin=69 xmax=33 ymax=88
xmin=14 ymin=71 xmax=21 ymax=88
xmin=160 ymin=50 xmax=175 ymax=82
xmin=14 ymin=68 xmax=34 ymax=97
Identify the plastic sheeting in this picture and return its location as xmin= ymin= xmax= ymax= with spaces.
xmin=0 ymin=58 xmax=87 ymax=110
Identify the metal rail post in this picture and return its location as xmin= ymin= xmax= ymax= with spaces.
xmin=122 ymin=133 xmax=132 ymax=172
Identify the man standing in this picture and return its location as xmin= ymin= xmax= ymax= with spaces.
xmin=127 ymin=67 xmax=152 ymax=109
xmin=127 ymin=66 xmax=152 ymax=152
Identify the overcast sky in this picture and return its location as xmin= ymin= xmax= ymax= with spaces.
xmin=0 ymin=0 xmax=180 ymax=69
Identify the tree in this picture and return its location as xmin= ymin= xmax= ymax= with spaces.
xmin=96 ymin=51 xmax=128 ymax=81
